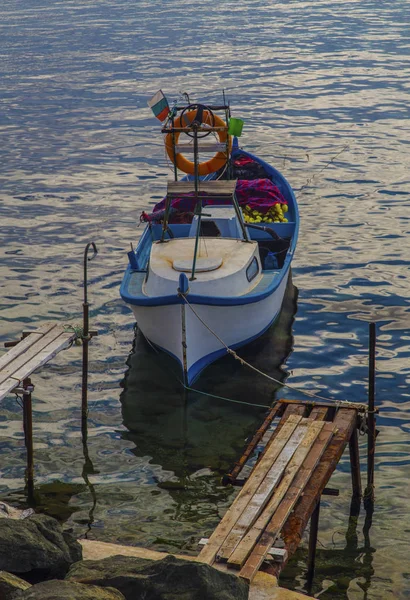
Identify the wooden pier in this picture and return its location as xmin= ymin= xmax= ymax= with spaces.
xmin=0 ymin=323 xmax=77 ymax=402
xmin=199 ymin=398 xmax=370 ymax=585
xmin=0 ymin=323 xmax=80 ymax=498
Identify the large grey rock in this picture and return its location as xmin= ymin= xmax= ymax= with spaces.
xmin=0 ymin=514 xmax=82 ymax=580
xmin=19 ymin=580 xmax=125 ymax=599
xmin=0 ymin=571 xmax=31 ymax=599
xmin=67 ymin=554 xmax=249 ymax=600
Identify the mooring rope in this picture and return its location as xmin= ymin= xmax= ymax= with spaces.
xmin=178 ymin=293 xmax=369 ymax=413
xmin=183 ymin=385 xmax=273 ymax=409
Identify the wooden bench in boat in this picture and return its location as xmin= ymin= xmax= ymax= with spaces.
xmin=198 ymin=400 xmax=360 ymax=583
xmin=167 ymin=180 xmax=237 ymax=198
xmin=0 ymin=323 xmax=78 ymax=402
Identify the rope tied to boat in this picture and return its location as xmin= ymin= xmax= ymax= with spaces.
xmin=178 ymin=292 xmax=370 ymax=413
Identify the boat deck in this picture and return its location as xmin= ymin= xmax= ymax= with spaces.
xmin=125 ymin=267 xmax=280 ymax=301
xmin=198 ymin=399 xmax=360 ymax=583
xmin=149 ymin=238 xmax=257 ymax=282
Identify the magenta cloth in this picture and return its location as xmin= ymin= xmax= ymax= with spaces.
xmin=145 ymin=179 xmax=287 ymax=223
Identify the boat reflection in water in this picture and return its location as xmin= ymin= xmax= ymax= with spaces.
xmin=120 ymin=274 xmax=298 ymax=478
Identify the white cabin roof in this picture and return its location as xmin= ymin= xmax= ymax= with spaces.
xmin=145 ymin=238 xmax=262 ymax=298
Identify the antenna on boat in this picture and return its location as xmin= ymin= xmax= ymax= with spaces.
xmin=182 ymin=91 xmax=191 ymax=104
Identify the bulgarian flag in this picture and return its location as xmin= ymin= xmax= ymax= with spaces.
xmin=147 ymin=90 xmax=169 ymax=122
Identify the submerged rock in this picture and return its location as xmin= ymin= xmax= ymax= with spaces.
xmin=19 ymin=580 xmax=125 ymax=599
xmin=67 ymin=554 xmax=248 ymax=600
xmin=0 ymin=571 xmax=31 ymax=599
xmin=0 ymin=514 xmax=82 ymax=580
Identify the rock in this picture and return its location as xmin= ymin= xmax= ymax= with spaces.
xmin=0 ymin=503 xmax=35 ymax=520
xmin=0 ymin=514 xmax=82 ymax=581
xmin=67 ymin=554 xmax=249 ymax=600
xmin=0 ymin=571 xmax=31 ymax=599
xmin=19 ymin=580 xmax=125 ymax=599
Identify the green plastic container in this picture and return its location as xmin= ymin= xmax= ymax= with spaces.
xmin=228 ymin=117 xmax=244 ymax=137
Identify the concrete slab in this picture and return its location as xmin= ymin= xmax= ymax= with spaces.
xmin=80 ymin=540 xmax=314 ymax=600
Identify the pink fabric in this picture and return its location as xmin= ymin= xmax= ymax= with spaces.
xmin=142 ymin=178 xmax=287 ymax=224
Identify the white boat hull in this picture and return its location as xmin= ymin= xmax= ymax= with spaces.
xmin=130 ymin=270 xmax=290 ymax=385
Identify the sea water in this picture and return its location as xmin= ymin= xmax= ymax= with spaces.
xmin=1 ymin=2 xmax=410 ymax=598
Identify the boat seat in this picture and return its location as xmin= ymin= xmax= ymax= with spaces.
xmin=167 ymin=180 xmax=237 ymax=199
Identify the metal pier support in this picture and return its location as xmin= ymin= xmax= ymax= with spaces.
xmin=21 ymin=377 xmax=34 ymax=503
xmin=349 ymin=426 xmax=362 ymax=500
xmin=82 ymin=242 xmax=98 ymax=423
xmin=365 ymin=322 xmax=376 ymax=506
xmin=306 ymin=498 xmax=321 ymax=590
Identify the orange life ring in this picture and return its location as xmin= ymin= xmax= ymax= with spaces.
xmin=165 ymin=110 xmax=232 ymax=176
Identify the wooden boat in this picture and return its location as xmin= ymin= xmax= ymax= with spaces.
xmin=120 ymin=99 xmax=299 ymax=385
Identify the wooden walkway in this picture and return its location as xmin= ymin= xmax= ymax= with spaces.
xmin=0 ymin=323 xmax=77 ymax=401
xmin=199 ymin=399 xmax=360 ymax=583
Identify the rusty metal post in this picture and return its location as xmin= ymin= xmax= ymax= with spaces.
xmin=349 ymin=426 xmax=362 ymax=500
xmin=365 ymin=322 xmax=376 ymax=505
xmin=22 ymin=377 xmax=34 ymax=503
xmin=82 ymin=242 xmax=98 ymax=422
xmin=306 ymin=498 xmax=320 ymax=589
xmin=81 ymin=411 xmax=98 ymax=536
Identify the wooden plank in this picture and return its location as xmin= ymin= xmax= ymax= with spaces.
xmin=228 ymin=420 xmax=326 ymax=568
xmin=218 ymin=420 xmax=311 ymax=561
xmin=278 ymin=407 xmax=357 ymax=566
xmin=167 ymin=180 xmax=237 ymax=196
xmin=309 ymin=406 xmax=329 ymax=421
xmin=239 ymin=422 xmax=336 ymax=582
xmin=279 ymin=399 xmax=337 ymax=409
xmin=7 ymin=331 xmax=75 ymax=382
xmin=249 ymin=404 xmax=309 ymax=475
xmin=224 ymin=403 xmax=284 ymax=484
xmin=0 ymin=323 xmax=56 ymax=372
xmin=0 ymin=331 xmax=76 ymax=401
xmin=0 ymin=325 xmax=63 ymax=386
xmin=256 ymin=410 xmax=357 ymax=580
xmin=198 ymin=415 xmax=303 ymax=565
xmin=175 ymin=143 xmax=226 ymax=153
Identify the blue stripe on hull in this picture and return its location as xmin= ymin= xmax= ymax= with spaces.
xmin=148 ymin=307 xmax=281 ymax=386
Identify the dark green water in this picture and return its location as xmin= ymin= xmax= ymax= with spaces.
xmin=1 ymin=2 xmax=410 ymax=598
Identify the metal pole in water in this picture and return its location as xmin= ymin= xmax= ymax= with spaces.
xmin=365 ymin=321 xmax=376 ymax=505
xmin=22 ymin=377 xmax=34 ymax=503
xmin=82 ymin=242 xmax=98 ymax=422
xmin=190 ymin=124 xmax=201 ymax=281
xmin=306 ymin=498 xmax=321 ymax=591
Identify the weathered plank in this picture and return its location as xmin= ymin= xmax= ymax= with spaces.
xmin=248 ymin=403 xmax=310 ymax=477
xmin=167 ymin=180 xmax=237 ymax=197
xmin=228 ymin=420 xmax=326 ymax=568
xmin=239 ymin=421 xmax=336 ymax=582
xmin=265 ymin=408 xmax=357 ymax=579
xmin=198 ymin=415 xmax=303 ymax=565
xmin=218 ymin=420 xmax=311 ymax=561
xmin=309 ymin=406 xmax=329 ymax=421
xmin=0 ymin=323 xmax=56 ymax=372
xmin=0 ymin=330 xmax=76 ymax=401
xmin=0 ymin=326 xmax=64 ymax=386
xmin=175 ymin=143 xmax=226 ymax=153
xmin=224 ymin=403 xmax=284 ymax=485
